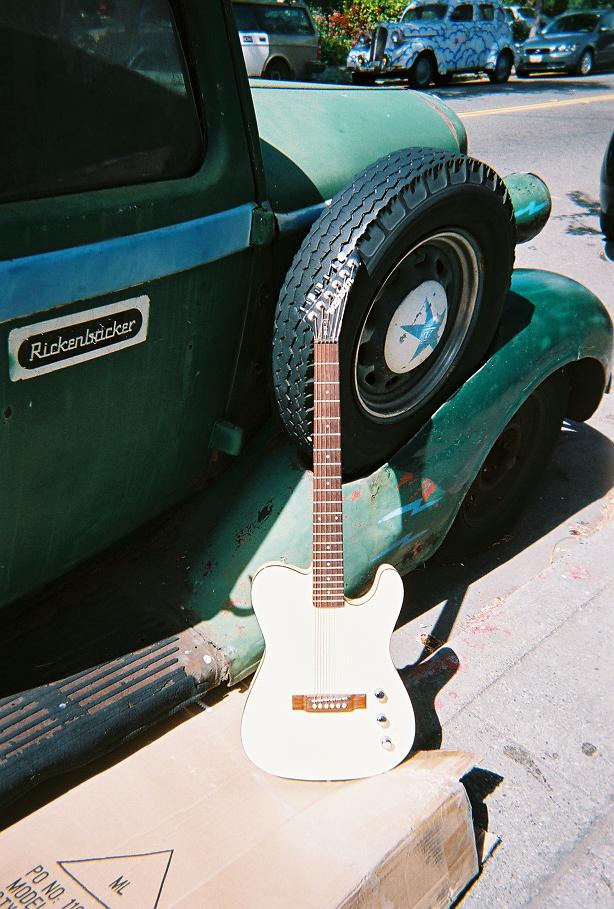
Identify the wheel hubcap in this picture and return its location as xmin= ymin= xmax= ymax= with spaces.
xmin=354 ymin=230 xmax=481 ymax=421
xmin=580 ymin=53 xmax=591 ymax=74
xmin=383 ymin=281 xmax=448 ymax=373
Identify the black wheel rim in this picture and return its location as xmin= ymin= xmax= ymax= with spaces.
xmin=353 ymin=230 xmax=481 ymax=421
xmin=461 ymin=394 xmax=541 ymax=529
xmin=496 ymin=54 xmax=510 ymax=78
xmin=414 ymin=57 xmax=432 ymax=85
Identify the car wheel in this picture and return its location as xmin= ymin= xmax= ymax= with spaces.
xmin=352 ymin=72 xmax=377 ymax=85
xmin=575 ymin=48 xmax=593 ymax=76
xmin=488 ymin=50 xmax=513 ymax=83
xmin=601 ymin=210 xmax=614 ymax=240
xmin=410 ymin=54 xmax=434 ymax=89
xmin=263 ymin=59 xmax=292 ymax=80
xmin=272 ymin=148 xmax=516 ymax=478
xmin=433 ymin=369 xmax=569 ymax=562
xmin=434 ymin=71 xmax=454 ymax=86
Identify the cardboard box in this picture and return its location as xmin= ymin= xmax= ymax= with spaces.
xmin=0 ymin=689 xmax=478 ymax=909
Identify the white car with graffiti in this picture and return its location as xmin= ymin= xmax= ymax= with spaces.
xmin=347 ymin=0 xmax=516 ymax=88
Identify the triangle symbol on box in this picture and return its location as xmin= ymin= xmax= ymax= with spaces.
xmin=58 ymin=849 xmax=173 ymax=909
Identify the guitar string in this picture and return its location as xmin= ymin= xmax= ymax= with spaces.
xmin=314 ymin=343 xmax=344 ymax=697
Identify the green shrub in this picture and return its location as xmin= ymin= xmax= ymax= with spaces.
xmin=313 ymin=11 xmax=353 ymax=65
xmin=311 ymin=1 xmax=408 ymax=65
xmin=511 ymin=18 xmax=530 ymax=41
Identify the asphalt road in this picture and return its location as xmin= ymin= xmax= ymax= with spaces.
xmin=391 ymin=72 xmax=614 ymax=907
xmin=428 ymin=70 xmax=613 ymax=305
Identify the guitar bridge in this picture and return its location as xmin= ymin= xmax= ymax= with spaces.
xmin=292 ymin=694 xmax=367 ymax=712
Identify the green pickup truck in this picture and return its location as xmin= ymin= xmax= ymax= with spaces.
xmin=0 ymin=0 xmax=611 ymax=805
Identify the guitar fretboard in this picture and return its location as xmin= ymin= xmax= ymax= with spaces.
xmin=313 ymin=340 xmax=344 ymax=608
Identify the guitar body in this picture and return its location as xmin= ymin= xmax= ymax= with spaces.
xmin=241 ymin=561 xmax=415 ymax=780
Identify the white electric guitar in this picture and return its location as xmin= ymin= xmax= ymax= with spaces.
xmin=241 ymin=253 xmax=415 ymax=780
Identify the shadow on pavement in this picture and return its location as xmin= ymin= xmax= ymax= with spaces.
xmin=402 ymin=645 xmax=460 ymax=750
xmin=427 ymin=74 xmax=613 ymax=101
xmin=400 ymin=419 xmax=614 ymax=659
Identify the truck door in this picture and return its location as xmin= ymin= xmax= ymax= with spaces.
xmin=0 ymin=0 xmax=264 ymax=607
xmin=449 ymin=3 xmax=480 ymax=70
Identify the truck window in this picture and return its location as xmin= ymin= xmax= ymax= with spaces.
xmin=478 ymin=4 xmax=495 ymax=21
xmin=233 ymin=3 xmax=260 ymax=31
xmin=401 ymin=3 xmax=448 ymax=21
xmin=0 ymin=0 xmax=204 ymax=203
xmin=450 ymin=4 xmax=474 ymax=22
xmin=233 ymin=3 xmax=314 ymax=35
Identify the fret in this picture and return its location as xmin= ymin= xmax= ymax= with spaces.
xmin=312 ymin=338 xmax=345 ymax=609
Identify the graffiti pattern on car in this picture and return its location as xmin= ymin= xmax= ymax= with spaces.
xmin=347 ymin=0 xmax=515 ymax=79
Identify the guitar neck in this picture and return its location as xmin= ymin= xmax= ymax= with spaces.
xmin=313 ymin=340 xmax=344 ymax=609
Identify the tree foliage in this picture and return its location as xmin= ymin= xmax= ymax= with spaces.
xmin=312 ymin=1 xmax=407 ymax=64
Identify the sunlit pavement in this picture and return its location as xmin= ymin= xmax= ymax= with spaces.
xmin=391 ymin=70 xmax=614 ymax=907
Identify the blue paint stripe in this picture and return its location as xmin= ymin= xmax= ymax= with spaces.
xmin=0 ymin=203 xmax=255 ymax=325
xmin=514 ymin=199 xmax=548 ymax=222
xmin=378 ymin=494 xmax=443 ymax=524
xmin=275 ymin=200 xmax=328 ymax=235
xmin=376 ymin=531 xmax=419 ymax=560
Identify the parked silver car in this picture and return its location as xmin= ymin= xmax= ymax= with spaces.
xmin=233 ymin=0 xmax=322 ymax=80
xmin=347 ymin=0 xmax=516 ymax=88
xmin=517 ymin=9 xmax=614 ymax=77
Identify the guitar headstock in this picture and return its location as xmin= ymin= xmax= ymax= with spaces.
xmin=302 ymin=252 xmax=360 ymax=343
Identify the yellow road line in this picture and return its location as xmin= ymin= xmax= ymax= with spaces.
xmin=458 ymin=92 xmax=614 ymax=118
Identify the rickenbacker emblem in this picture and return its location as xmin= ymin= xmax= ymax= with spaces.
xmin=8 ymin=296 xmax=150 ymax=381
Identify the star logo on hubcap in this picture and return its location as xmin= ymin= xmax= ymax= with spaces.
xmin=401 ymin=298 xmax=444 ymax=361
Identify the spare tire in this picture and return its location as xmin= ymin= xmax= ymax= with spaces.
xmin=272 ymin=148 xmax=515 ymax=478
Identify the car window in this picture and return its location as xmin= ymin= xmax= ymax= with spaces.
xmin=0 ymin=0 xmax=203 ymax=204
xmin=496 ymin=7 xmax=506 ymax=21
xmin=450 ymin=4 xmax=474 ymax=22
xmin=233 ymin=4 xmax=260 ymax=31
xmin=401 ymin=3 xmax=448 ymax=21
xmin=544 ymin=13 xmax=600 ymax=34
xmin=234 ymin=3 xmax=314 ymax=35
xmin=478 ymin=4 xmax=495 ymax=21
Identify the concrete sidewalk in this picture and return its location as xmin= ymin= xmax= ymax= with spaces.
xmin=404 ymin=516 xmax=614 ymax=906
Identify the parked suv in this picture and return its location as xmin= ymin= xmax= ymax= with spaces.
xmin=233 ymin=0 xmax=322 ymax=79
xmin=347 ymin=0 xmax=515 ymax=87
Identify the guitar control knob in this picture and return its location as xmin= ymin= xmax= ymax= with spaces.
xmin=380 ymin=737 xmax=394 ymax=751
xmin=376 ymin=714 xmax=389 ymax=727
xmin=374 ymin=689 xmax=387 ymax=702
